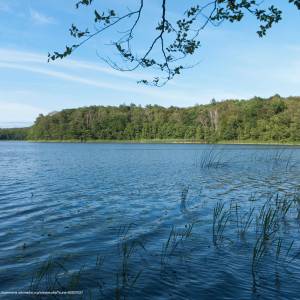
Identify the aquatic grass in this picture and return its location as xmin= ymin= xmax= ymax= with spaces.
xmin=275 ymin=238 xmax=283 ymax=263
xmin=274 ymin=238 xmax=295 ymax=265
xmin=251 ymin=148 xmax=296 ymax=172
xmin=251 ymin=234 xmax=268 ymax=288
xmin=30 ymin=225 xmax=147 ymax=299
xmin=115 ymin=224 xmax=146 ymax=299
xmin=251 ymin=197 xmax=279 ymax=288
xmin=272 ymin=237 xmax=296 ymax=292
xmin=266 ymin=149 xmax=295 ymax=171
xmin=248 ymin=193 xmax=257 ymax=202
xmin=94 ymin=255 xmax=105 ymax=295
xmin=161 ymin=223 xmax=194 ymax=269
xmin=274 ymin=238 xmax=294 ymax=273
xmin=30 ymin=256 xmax=85 ymax=299
xmin=180 ymin=186 xmax=189 ymax=212
xmin=212 ymin=202 xmax=230 ymax=246
xmin=119 ymin=240 xmax=143 ymax=287
xmin=254 ymin=192 xmax=295 ymax=239
xmin=283 ymin=150 xmax=296 ymax=171
xmin=250 ymin=191 xmax=299 ymax=289
xmin=260 ymin=206 xmax=278 ymax=241
xmin=271 ymin=149 xmax=286 ymax=163
xmin=234 ymin=203 xmax=255 ymax=238
xmin=274 ymin=193 xmax=293 ymax=220
xmin=96 ymin=255 xmax=105 ymax=268
xmin=197 ymin=147 xmax=228 ymax=169
xmin=263 ymin=149 xmax=287 ymax=164
xmin=160 ymin=226 xmax=180 ymax=267
xmin=26 ymin=180 xmax=300 ymax=299
xmin=294 ymin=190 xmax=300 ymax=219
xmin=252 ymin=219 xmax=278 ymax=287
xmin=30 ymin=257 xmax=62 ymax=292
xmin=181 ymin=186 xmax=189 ymax=202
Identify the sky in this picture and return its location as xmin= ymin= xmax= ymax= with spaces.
xmin=0 ymin=0 xmax=300 ymax=127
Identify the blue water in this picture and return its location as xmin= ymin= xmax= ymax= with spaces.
xmin=0 ymin=142 xmax=300 ymax=299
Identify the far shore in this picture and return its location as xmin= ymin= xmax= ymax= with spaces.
xmin=2 ymin=139 xmax=299 ymax=146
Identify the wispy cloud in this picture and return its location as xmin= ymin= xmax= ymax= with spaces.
xmin=0 ymin=61 xmax=136 ymax=92
xmin=30 ymin=9 xmax=56 ymax=25
xmin=0 ymin=60 xmax=196 ymax=103
xmin=0 ymin=48 xmax=150 ymax=81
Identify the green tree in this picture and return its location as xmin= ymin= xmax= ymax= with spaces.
xmin=12 ymin=96 xmax=298 ymax=144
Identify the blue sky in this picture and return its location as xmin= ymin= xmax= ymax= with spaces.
xmin=0 ymin=0 xmax=300 ymax=127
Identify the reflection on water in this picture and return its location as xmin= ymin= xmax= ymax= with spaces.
xmin=0 ymin=142 xmax=300 ymax=299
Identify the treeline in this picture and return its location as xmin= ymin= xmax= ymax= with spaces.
xmin=29 ymin=95 xmax=300 ymax=142
xmin=0 ymin=128 xmax=29 ymax=140
xmin=5 ymin=95 xmax=300 ymax=143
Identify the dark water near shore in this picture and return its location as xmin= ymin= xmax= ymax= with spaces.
xmin=0 ymin=142 xmax=300 ymax=299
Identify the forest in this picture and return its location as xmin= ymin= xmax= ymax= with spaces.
xmin=1 ymin=95 xmax=300 ymax=143
xmin=0 ymin=127 xmax=29 ymax=141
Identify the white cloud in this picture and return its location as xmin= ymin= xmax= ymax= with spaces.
xmin=0 ymin=48 xmax=150 ymax=81
xmin=30 ymin=9 xmax=56 ymax=25
xmin=0 ymin=61 xmax=144 ymax=93
xmin=0 ymin=59 xmax=199 ymax=103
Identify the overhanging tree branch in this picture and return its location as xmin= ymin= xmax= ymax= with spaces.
xmin=48 ymin=0 xmax=300 ymax=86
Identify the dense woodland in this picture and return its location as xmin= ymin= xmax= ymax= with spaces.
xmin=1 ymin=96 xmax=300 ymax=143
xmin=0 ymin=128 xmax=29 ymax=140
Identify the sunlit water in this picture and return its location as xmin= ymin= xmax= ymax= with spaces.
xmin=0 ymin=142 xmax=300 ymax=299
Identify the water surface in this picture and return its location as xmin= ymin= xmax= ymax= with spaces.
xmin=0 ymin=142 xmax=300 ymax=299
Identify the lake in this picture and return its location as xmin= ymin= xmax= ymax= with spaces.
xmin=0 ymin=142 xmax=300 ymax=299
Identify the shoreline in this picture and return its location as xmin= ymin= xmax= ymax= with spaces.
xmin=2 ymin=139 xmax=300 ymax=146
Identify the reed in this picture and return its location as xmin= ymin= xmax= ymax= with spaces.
xmin=250 ymin=191 xmax=298 ymax=289
xmin=115 ymin=224 xmax=146 ymax=298
xmin=180 ymin=186 xmax=189 ymax=212
xmin=198 ymin=147 xmax=227 ymax=169
xmin=30 ymin=256 xmax=85 ymax=298
xmin=213 ymin=202 xmax=230 ymax=246
xmin=251 ymin=234 xmax=267 ymax=288
xmin=27 ymin=186 xmax=300 ymax=298
xmin=275 ymin=193 xmax=293 ymax=219
xmin=274 ymin=238 xmax=295 ymax=265
xmin=251 ymin=148 xmax=296 ymax=172
xmin=294 ymin=190 xmax=300 ymax=219
xmin=234 ymin=203 xmax=255 ymax=238
xmin=161 ymin=223 xmax=194 ymax=269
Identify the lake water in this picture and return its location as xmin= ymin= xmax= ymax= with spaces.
xmin=1 ymin=142 xmax=300 ymax=299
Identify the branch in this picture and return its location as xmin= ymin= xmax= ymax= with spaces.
xmin=48 ymin=0 xmax=296 ymax=86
